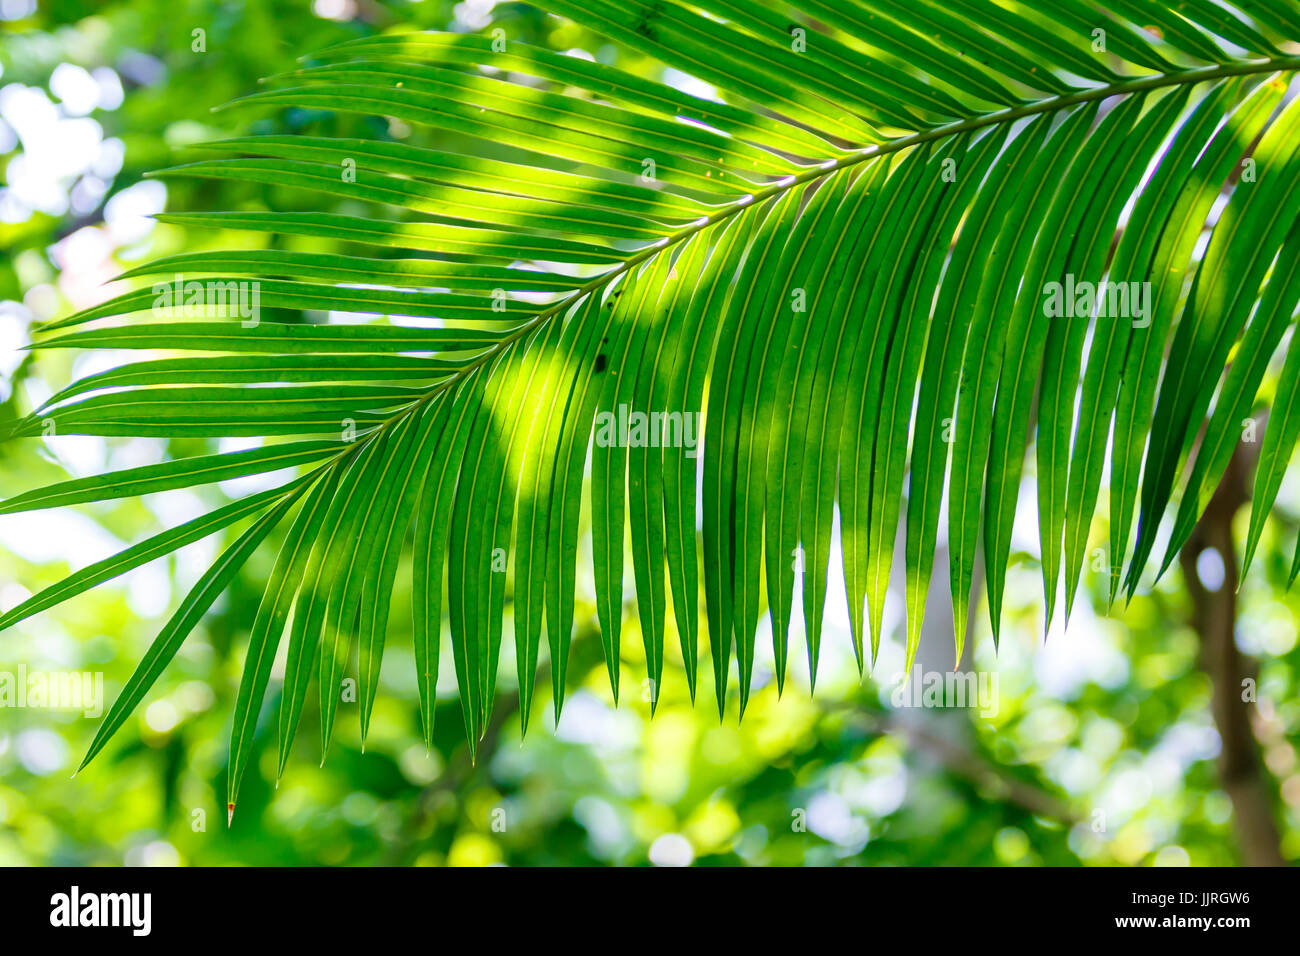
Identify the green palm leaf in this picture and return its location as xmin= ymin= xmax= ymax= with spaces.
xmin=5 ymin=1 xmax=1300 ymax=819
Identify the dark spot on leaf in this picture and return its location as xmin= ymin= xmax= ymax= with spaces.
xmin=595 ymin=354 xmax=608 ymax=373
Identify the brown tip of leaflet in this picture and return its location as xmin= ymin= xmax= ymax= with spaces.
xmin=227 ymin=803 xmax=235 ymax=826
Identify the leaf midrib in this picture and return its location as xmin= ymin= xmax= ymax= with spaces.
xmin=288 ymin=54 xmax=1300 ymax=494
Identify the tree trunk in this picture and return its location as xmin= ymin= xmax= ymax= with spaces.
xmin=1177 ymin=448 xmax=1285 ymax=866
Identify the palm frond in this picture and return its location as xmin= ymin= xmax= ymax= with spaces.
xmin=6 ymin=1 xmax=1300 ymax=814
